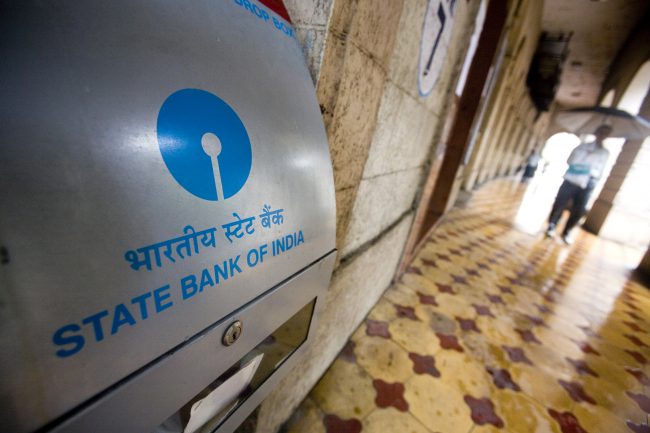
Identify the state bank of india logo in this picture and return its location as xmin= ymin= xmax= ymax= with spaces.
xmin=157 ymin=88 xmax=252 ymax=201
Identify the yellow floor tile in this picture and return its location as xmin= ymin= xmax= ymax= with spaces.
xmin=509 ymin=360 xmax=575 ymax=411
xmin=284 ymin=398 xmax=325 ymax=433
xmin=389 ymin=318 xmax=442 ymax=355
xmin=572 ymin=403 xmax=634 ymax=433
xmin=362 ymin=408 xmax=431 ymax=433
xmin=404 ymin=375 xmax=473 ymax=433
xmin=282 ymin=179 xmax=650 ymax=433
xmin=311 ymin=358 xmax=376 ymax=420
xmin=492 ymin=390 xmax=561 ymax=433
xmin=435 ymin=349 xmax=495 ymax=397
xmin=354 ymin=335 xmax=413 ymax=382
xmin=367 ymin=297 xmax=402 ymax=322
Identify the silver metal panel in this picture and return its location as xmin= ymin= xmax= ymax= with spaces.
xmin=0 ymin=1 xmax=336 ymax=432
xmin=49 ymin=252 xmax=335 ymax=433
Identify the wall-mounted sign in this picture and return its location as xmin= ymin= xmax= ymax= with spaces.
xmin=418 ymin=0 xmax=457 ymax=96
xmin=0 ymin=1 xmax=336 ymax=432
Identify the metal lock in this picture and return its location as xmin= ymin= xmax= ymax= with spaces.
xmin=222 ymin=320 xmax=243 ymax=346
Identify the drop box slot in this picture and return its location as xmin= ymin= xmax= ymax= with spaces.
xmin=49 ymin=252 xmax=335 ymax=433
xmin=154 ymin=298 xmax=316 ymax=433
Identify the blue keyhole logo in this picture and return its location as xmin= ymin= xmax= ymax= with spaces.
xmin=157 ymin=89 xmax=252 ymax=201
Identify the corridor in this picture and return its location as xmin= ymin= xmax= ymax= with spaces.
xmin=283 ymin=179 xmax=650 ymax=433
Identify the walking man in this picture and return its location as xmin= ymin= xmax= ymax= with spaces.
xmin=545 ymin=124 xmax=612 ymax=243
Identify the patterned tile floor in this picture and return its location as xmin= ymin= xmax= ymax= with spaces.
xmin=283 ymin=178 xmax=650 ymax=433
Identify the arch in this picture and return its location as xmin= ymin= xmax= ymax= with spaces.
xmin=591 ymin=60 xmax=650 ymax=248
xmin=541 ymin=132 xmax=580 ymax=178
xmin=617 ymin=60 xmax=650 ymax=114
xmin=600 ymin=89 xmax=615 ymax=107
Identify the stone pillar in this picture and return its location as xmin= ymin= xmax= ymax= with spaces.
xmin=483 ymin=103 xmax=516 ymax=180
xmin=638 ymin=244 xmax=650 ymax=278
xmin=583 ymin=91 xmax=650 ymax=234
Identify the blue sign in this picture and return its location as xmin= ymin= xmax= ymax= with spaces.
xmin=157 ymin=89 xmax=252 ymax=201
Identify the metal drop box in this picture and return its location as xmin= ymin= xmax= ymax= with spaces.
xmin=0 ymin=2 xmax=336 ymax=432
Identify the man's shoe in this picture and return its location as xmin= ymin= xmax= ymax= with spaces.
xmin=545 ymin=226 xmax=556 ymax=238
xmin=561 ymin=234 xmax=573 ymax=245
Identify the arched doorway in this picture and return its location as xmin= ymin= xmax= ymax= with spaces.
xmin=592 ymin=61 xmax=650 ymax=249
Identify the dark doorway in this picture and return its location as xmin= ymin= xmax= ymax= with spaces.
xmin=400 ymin=0 xmax=508 ymax=273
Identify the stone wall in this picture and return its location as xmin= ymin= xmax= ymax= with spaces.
xmin=254 ymin=1 xmax=482 ymax=432
xmin=461 ymin=0 xmax=549 ymax=192
xmin=283 ymin=0 xmax=334 ymax=83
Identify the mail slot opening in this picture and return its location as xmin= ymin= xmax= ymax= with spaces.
xmin=154 ymin=298 xmax=316 ymax=433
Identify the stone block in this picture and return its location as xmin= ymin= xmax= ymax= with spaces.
xmin=361 ymin=82 xmax=404 ymax=173
xmin=364 ymin=88 xmax=438 ymax=177
xmin=334 ymin=186 xmax=358 ymax=252
xmin=327 ymin=43 xmax=387 ymax=190
xmin=348 ymin=0 xmax=404 ymax=70
xmin=285 ymin=0 xmax=334 ymax=82
xmin=293 ymin=24 xmax=328 ymax=83
xmin=328 ymin=0 xmax=357 ymax=36
xmin=388 ymin=0 xmax=428 ymax=99
xmin=342 ymin=168 xmax=422 ymax=256
xmin=284 ymin=0 xmax=333 ymax=26
xmin=316 ymin=34 xmax=347 ymax=130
